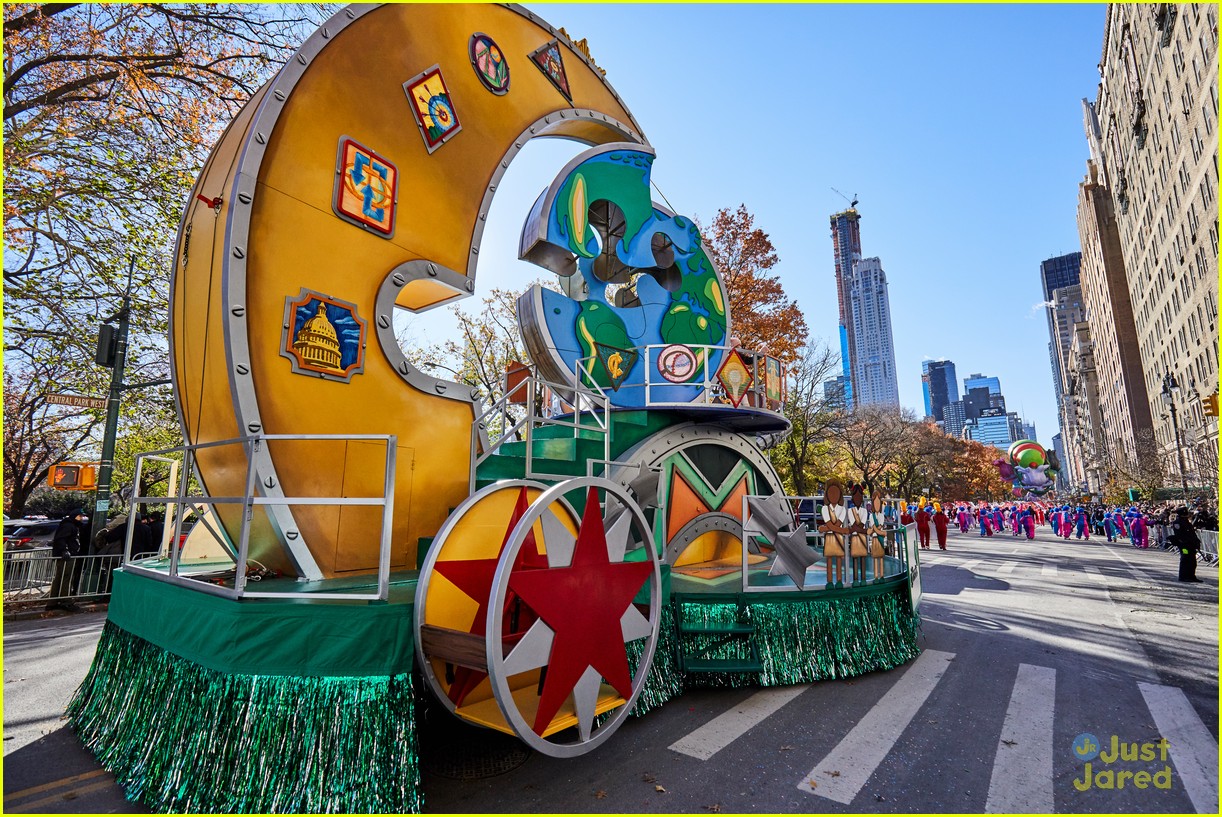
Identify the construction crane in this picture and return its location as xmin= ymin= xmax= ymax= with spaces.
xmin=831 ymin=187 xmax=858 ymax=208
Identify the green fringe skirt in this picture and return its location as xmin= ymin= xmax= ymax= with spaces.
xmin=68 ymin=622 xmax=423 ymax=813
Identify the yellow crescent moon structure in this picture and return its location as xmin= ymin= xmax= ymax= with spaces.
xmin=172 ymin=4 xmax=645 ymax=579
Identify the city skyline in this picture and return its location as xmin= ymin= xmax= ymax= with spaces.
xmin=401 ymin=3 xmax=1110 ymax=441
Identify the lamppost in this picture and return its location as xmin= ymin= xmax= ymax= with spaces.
xmin=1160 ymin=372 xmax=1190 ymax=498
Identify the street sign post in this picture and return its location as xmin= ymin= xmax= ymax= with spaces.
xmin=47 ymin=393 xmax=108 ymax=410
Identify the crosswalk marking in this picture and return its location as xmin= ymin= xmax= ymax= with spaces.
xmin=1139 ymin=682 xmax=1219 ymax=814
xmin=958 ymin=559 xmax=981 ymax=572
xmin=1041 ymin=563 xmax=1058 ymax=578
xmin=1083 ymin=565 xmax=1107 ymax=582
xmin=996 ymin=561 xmax=1017 ymax=574
xmin=669 ymin=684 xmax=809 ymax=760
xmin=797 ymin=649 xmax=955 ymax=804
xmin=985 ymin=664 xmax=1055 ymax=813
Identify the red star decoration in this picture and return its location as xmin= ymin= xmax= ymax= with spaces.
xmin=431 ymin=487 xmax=548 ymax=706
xmin=508 ymin=486 xmax=653 ymax=735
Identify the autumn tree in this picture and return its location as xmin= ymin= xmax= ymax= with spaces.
xmin=829 ymin=405 xmax=909 ymax=490
xmin=699 ymin=204 xmax=809 ymax=365
xmin=3 ymin=4 xmax=332 ymax=508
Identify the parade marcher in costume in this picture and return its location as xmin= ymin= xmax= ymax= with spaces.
xmin=1103 ymin=510 xmax=1117 ymax=542
xmin=1011 ymin=507 xmax=1022 ymax=536
xmin=915 ymin=504 xmax=932 ymax=549
xmin=1131 ymin=511 xmax=1149 ymax=549
xmin=867 ymin=488 xmax=889 ymax=583
xmin=819 ymin=480 xmax=849 ymax=590
xmin=847 ymin=483 xmax=870 ymax=585
xmin=1074 ymin=506 xmax=1089 ymax=539
xmin=956 ymin=505 xmax=971 ymax=533
xmin=1061 ymin=507 xmax=1074 ymax=539
xmin=978 ymin=506 xmax=992 ymax=536
xmin=1023 ymin=506 xmax=1036 ymax=539
xmin=900 ymin=504 xmax=914 ymax=526
xmin=1169 ymin=507 xmax=1202 ymax=582
xmin=933 ymin=505 xmax=949 ymax=550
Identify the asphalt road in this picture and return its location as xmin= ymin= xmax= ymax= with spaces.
xmin=3 ymin=524 xmax=1217 ymax=813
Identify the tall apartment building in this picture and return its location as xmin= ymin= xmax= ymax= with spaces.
xmin=1021 ymin=421 xmax=1038 ymax=443
xmin=1076 ymin=103 xmax=1154 ymax=474
xmin=963 ymin=373 xmax=1001 ymax=397
xmin=965 ymin=407 xmax=1013 ymax=449
xmin=921 ymin=359 xmax=959 ymax=422
xmin=943 ymin=400 xmax=968 ymax=439
xmin=822 ymin=375 xmax=847 ymax=410
xmin=1044 ymin=281 xmax=1087 ymax=487
xmin=1039 ymin=253 xmax=1082 ymax=410
xmin=1066 ymin=321 xmax=1107 ymax=492
xmin=1089 ymin=3 xmax=1219 ymax=487
xmin=830 ymin=208 xmax=863 ymax=407
xmin=848 ymin=257 xmax=900 ymax=407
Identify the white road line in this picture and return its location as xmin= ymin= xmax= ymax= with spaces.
xmin=797 ymin=649 xmax=955 ymax=804
xmin=1041 ymin=563 xmax=1058 ymax=578
xmin=1138 ymin=682 xmax=1219 ymax=814
xmin=669 ymin=684 xmax=809 ymax=760
xmin=1083 ymin=565 xmax=1107 ymax=582
xmin=985 ymin=663 xmax=1055 ymax=813
xmin=958 ymin=559 xmax=981 ymax=572
xmin=996 ymin=561 xmax=1018 ymax=574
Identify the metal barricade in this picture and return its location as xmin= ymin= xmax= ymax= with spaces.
xmin=2 ymin=550 xmax=124 ymax=608
xmin=1197 ymin=530 xmax=1219 ymax=566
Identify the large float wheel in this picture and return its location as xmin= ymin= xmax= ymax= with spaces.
xmin=415 ymin=477 xmax=661 ymax=757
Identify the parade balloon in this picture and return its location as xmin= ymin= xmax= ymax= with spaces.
xmin=994 ymin=440 xmax=1058 ymax=497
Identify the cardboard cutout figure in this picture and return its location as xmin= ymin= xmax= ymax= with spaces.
xmin=819 ymin=480 xmax=849 ymax=589
xmin=848 ymin=483 xmax=869 ymax=585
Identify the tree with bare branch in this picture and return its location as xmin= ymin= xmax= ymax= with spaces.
xmin=770 ymin=339 xmax=842 ymax=495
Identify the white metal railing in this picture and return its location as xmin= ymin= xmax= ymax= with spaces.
xmin=122 ymin=433 xmax=396 ymax=601
xmin=738 ymin=494 xmax=911 ymax=593
xmin=574 ymin=343 xmax=787 ymax=416
xmin=2 ymin=550 xmax=129 ymax=606
xmin=470 ymin=373 xmax=610 ymax=493
xmin=1198 ymin=529 xmax=1219 ymax=565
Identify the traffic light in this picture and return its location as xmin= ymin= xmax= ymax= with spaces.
xmin=95 ymin=324 xmax=117 ymax=367
xmin=1203 ymin=392 xmax=1219 ymax=417
xmin=48 ymin=462 xmax=97 ymax=490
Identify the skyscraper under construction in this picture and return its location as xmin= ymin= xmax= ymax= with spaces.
xmin=830 ymin=207 xmax=862 ymax=406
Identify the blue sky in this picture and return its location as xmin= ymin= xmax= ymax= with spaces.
xmin=403 ymin=3 xmax=1106 ymax=442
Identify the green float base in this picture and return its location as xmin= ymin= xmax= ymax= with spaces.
xmin=69 ymin=621 xmax=422 ymax=813
xmin=68 ymin=571 xmax=916 ymax=812
xmin=69 ymin=569 xmax=424 ymax=813
xmin=664 ymin=579 xmax=922 ymax=690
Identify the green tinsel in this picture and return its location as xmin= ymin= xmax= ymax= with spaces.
xmin=68 ymin=622 xmax=422 ymax=814
xmin=676 ymin=589 xmax=920 ymax=688
xmin=627 ymin=603 xmax=683 ymax=716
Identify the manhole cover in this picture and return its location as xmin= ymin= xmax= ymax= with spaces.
xmin=419 ymin=711 xmax=532 ymax=780
xmin=1129 ymin=609 xmax=1194 ymax=620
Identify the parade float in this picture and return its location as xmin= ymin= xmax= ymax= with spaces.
xmin=67 ymin=4 xmax=923 ymax=812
